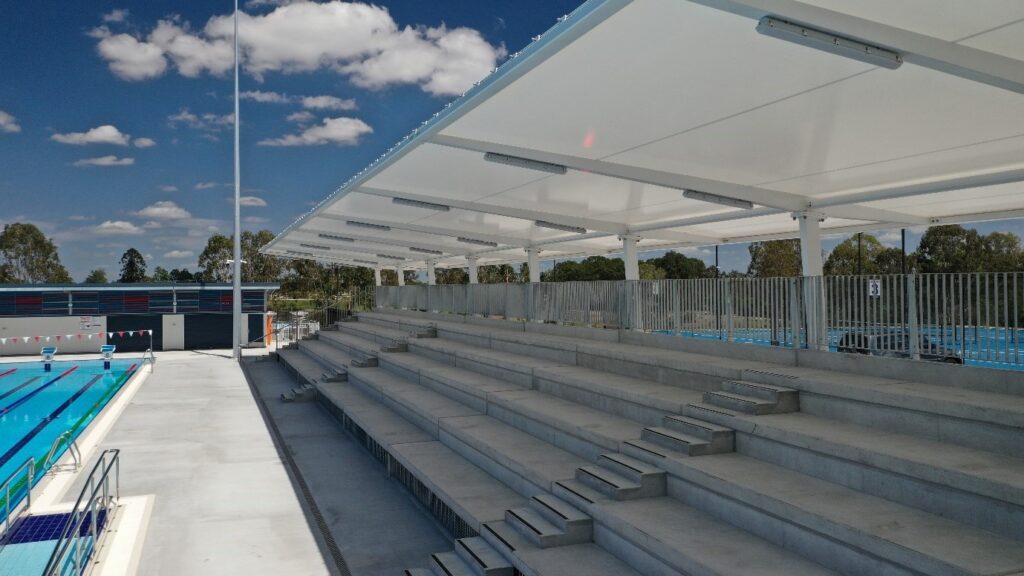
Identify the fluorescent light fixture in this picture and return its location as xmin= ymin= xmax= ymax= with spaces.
xmin=535 ymin=220 xmax=586 ymax=234
xmin=346 ymin=220 xmax=391 ymax=231
xmin=410 ymin=247 xmax=444 ymax=255
xmin=376 ymin=253 xmax=406 ymax=261
xmin=484 ymin=152 xmax=567 ymax=175
xmin=353 ymin=258 xmax=377 ymax=265
xmin=318 ymin=233 xmax=355 ymax=242
xmin=392 ymin=197 xmax=450 ymax=211
xmin=286 ymin=250 xmax=314 ymax=257
xmin=756 ymin=16 xmax=902 ymax=69
xmin=299 ymin=243 xmax=331 ymax=251
xmin=457 ymin=236 xmax=499 ymax=247
xmin=683 ymin=189 xmax=754 ymax=210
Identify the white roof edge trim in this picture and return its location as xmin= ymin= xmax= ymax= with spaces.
xmin=262 ymin=0 xmax=633 ymax=255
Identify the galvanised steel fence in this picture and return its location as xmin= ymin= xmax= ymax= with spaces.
xmin=372 ymin=273 xmax=1024 ymax=368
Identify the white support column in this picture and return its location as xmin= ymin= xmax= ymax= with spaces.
xmin=621 ymin=235 xmax=641 ymax=281
xmin=796 ymin=211 xmax=824 ymax=277
xmin=526 ymin=248 xmax=541 ymax=283
xmin=467 ymin=257 xmax=479 ymax=284
xmin=397 ymin=268 xmax=405 ymax=286
xmin=427 ymin=261 xmax=437 ymax=286
xmin=373 ymin=268 xmax=382 ymax=287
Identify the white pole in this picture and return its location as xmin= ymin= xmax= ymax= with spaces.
xmin=397 ymin=268 xmax=406 ymax=286
xmin=796 ymin=211 xmax=824 ymax=276
xmin=621 ymin=235 xmax=640 ymax=280
xmin=526 ymin=249 xmax=541 ymax=283
xmin=427 ymin=262 xmax=437 ymax=285
xmin=467 ymin=257 xmax=479 ymax=284
xmin=373 ymin=268 xmax=382 ymax=287
xmin=231 ymin=0 xmax=242 ymax=359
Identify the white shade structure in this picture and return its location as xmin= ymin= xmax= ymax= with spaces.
xmin=264 ymin=0 xmax=1024 ymax=277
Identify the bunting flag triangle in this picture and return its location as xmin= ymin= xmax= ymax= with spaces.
xmin=55 ymin=335 xmax=61 ymax=342
xmin=108 ymin=332 xmax=114 ymax=339
xmin=87 ymin=334 xmax=94 ymax=340
xmin=117 ymin=331 xmax=124 ymax=338
xmin=0 ymin=338 xmax=6 ymax=345
xmin=76 ymin=334 xmax=83 ymax=340
xmin=66 ymin=334 xmax=74 ymax=340
xmin=148 ymin=330 xmax=154 ymax=336
xmin=44 ymin=336 xmax=51 ymax=342
xmin=128 ymin=331 xmax=135 ymax=337
xmin=34 ymin=336 xmax=41 ymax=342
xmin=11 ymin=338 xmax=18 ymax=343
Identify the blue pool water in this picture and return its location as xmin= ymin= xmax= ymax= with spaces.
xmin=0 ymin=359 xmax=138 ymax=517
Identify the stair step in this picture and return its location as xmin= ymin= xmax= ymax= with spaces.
xmin=662 ymin=414 xmax=734 ymax=442
xmin=597 ymin=453 xmax=662 ymax=481
xmin=528 ymin=494 xmax=593 ymax=543
xmin=455 ymin=537 xmax=514 ymax=576
xmin=684 ymin=402 xmax=739 ymax=423
xmin=551 ymin=479 xmax=605 ymax=510
xmin=641 ymin=426 xmax=714 ymax=456
xmin=404 ymin=569 xmax=433 ymax=576
xmin=704 ymin=390 xmax=785 ymax=415
xmin=576 ymin=465 xmax=658 ymax=500
xmin=505 ymin=507 xmax=573 ymax=548
xmin=723 ymin=380 xmax=799 ymax=411
xmin=430 ymin=551 xmax=475 ymax=576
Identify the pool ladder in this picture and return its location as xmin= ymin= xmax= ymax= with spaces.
xmin=44 ymin=431 xmax=82 ymax=474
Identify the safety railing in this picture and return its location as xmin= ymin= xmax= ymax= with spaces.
xmin=43 ymin=449 xmax=120 ymax=576
xmin=373 ymin=272 xmax=1024 ymax=368
xmin=1 ymin=457 xmax=35 ymax=537
xmin=43 ymin=431 xmax=82 ymax=474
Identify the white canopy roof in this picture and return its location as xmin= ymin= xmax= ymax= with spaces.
xmin=264 ymin=0 xmax=1024 ymax=270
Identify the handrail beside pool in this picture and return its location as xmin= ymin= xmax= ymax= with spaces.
xmin=143 ymin=348 xmax=156 ymax=369
xmin=43 ymin=431 xmax=81 ymax=474
xmin=1 ymin=456 xmax=35 ymax=537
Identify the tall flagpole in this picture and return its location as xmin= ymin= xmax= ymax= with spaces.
xmin=232 ymin=0 xmax=242 ymax=359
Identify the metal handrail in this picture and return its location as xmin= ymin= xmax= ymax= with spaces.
xmin=43 ymin=431 xmax=81 ymax=474
xmin=1 ymin=456 xmax=35 ymax=536
xmin=143 ymin=347 xmax=156 ymax=367
xmin=42 ymin=449 xmax=121 ymax=576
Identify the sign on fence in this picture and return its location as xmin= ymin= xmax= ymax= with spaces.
xmin=868 ymin=279 xmax=882 ymax=298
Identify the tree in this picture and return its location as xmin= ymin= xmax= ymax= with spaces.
xmin=477 ymin=264 xmax=520 ymax=284
xmin=169 ymin=268 xmax=195 ymax=282
xmin=639 ymin=261 xmax=666 ymax=280
xmin=436 ymin=267 xmax=469 ymax=284
xmin=241 ymin=230 xmax=284 ymax=282
xmin=748 ymin=239 xmax=801 ymax=277
xmin=980 ymin=231 xmax=1024 ymax=272
xmin=542 ymin=256 xmax=624 ymax=282
xmin=198 ymin=234 xmax=233 ymax=282
xmin=645 ymin=251 xmax=710 ymax=279
xmin=914 ymin=225 xmax=984 ymax=274
xmin=118 ymin=248 xmax=147 ymax=283
xmin=0 ymin=223 xmax=72 ymax=283
xmin=151 ymin=266 xmax=172 ymax=282
xmin=84 ymin=268 xmax=108 ymax=284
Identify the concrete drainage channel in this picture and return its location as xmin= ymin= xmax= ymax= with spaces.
xmin=239 ymin=358 xmax=354 ymax=576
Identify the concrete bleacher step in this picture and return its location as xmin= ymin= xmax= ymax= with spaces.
xmin=316 ymin=330 xmax=380 ymax=365
xmin=404 ymin=569 xmax=433 ymax=576
xmin=505 ymin=506 xmax=587 ymax=549
xmin=528 ymin=494 xmax=593 ymax=544
xmin=454 ymin=537 xmax=514 ymax=576
xmin=576 ymin=453 xmax=665 ymax=500
xmin=480 ymin=520 xmax=641 ymax=576
xmin=430 ymin=551 xmax=475 ymax=576
xmin=704 ymin=389 xmax=791 ymax=415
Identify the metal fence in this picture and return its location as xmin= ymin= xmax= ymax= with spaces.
xmin=372 ymin=273 xmax=1024 ymax=368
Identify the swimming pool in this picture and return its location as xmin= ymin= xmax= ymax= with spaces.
xmin=0 ymin=359 xmax=139 ymax=520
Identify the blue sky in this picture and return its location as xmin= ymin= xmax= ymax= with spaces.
xmin=0 ymin=1 xmax=1021 ymax=281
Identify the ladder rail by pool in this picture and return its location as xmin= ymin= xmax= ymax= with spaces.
xmin=1 ymin=456 xmax=35 ymax=537
xmin=42 ymin=449 xmax=120 ymax=576
xmin=43 ymin=430 xmax=81 ymax=474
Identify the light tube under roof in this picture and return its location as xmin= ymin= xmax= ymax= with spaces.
xmin=756 ymin=16 xmax=902 ymax=70
xmin=346 ymin=220 xmax=391 ymax=231
xmin=484 ymin=152 xmax=567 ymax=175
xmin=376 ymin=253 xmax=406 ymax=260
xmin=299 ymin=243 xmax=331 ymax=251
xmin=353 ymin=258 xmax=377 ymax=265
xmin=683 ymin=189 xmax=754 ymax=210
xmin=457 ymin=236 xmax=499 ymax=247
xmin=535 ymin=220 xmax=586 ymax=234
xmin=410 ymin=247 xmax=444 ymax=255
xmin=318 ymin=233 xmax=355 ymax=242
xmin=392 ymin=197 xmax=450 ymax=211
xmin=286 ymin=250 xmax=314 ymax=257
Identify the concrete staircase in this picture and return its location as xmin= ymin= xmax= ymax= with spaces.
xmin=274 ymin=309 xmax=1024 ymax=576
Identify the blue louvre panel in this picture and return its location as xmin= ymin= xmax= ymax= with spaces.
xmin=72 ymin=292 xmax=99 ymax=314
xmin=97 ymin=292 xmax=124 ymax=314
xmin=123 ymin=292 xmax=149 ymax=313
xmin=0 ymin=293 xmax=14 ymax=316
xmin=149 ymin=291 xmax=174 ymax=313
xmin=175 ymin=291 xmax=199 ymax=313
xmin=15 ymin=293 xmax=43 ymax=316
xmin=242 ymin=290 xmax=265 ymax=312
xmin=42 ymin=292 xmax=69 ymax=315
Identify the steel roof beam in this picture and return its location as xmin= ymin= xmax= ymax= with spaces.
xmin=689 ymin=0 xmax=1024 ymax=95
xmin=289 ymin=228 xmax=474 ymax=257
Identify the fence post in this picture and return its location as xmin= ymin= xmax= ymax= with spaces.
xmin=673 ymin=281 xmax=680 ymax=336
xmin=908 ymin=272 xmax=920 ymax=360
xmin=789 ymin=278 xmax=802 ymax=349
xmin=725 ymin=278 xmax=734 ymax=342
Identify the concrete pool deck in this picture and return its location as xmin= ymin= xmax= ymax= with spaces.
xmin=65 ymin=349 xmax=330 ymax=576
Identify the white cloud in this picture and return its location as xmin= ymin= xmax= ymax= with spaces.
xmin=136 ymin=200 xmax=192 ymax=220
xmin=92 ymin=2 xmax=505 ymax=95
xmin=103 ymin=9 xmax=129 ymax=23
xmin=259 ymin=116 xmax=371 ymax=146
xmin=194 ymin=181 xmax=222 ymax=190
xmin=163 ymin=250 xmax=194 ymax=258
xmin=133 ymin=137 xmax=157 ymax=148
xmin=168 ymin=108 xmax=233 ymax=132
xmin=0 ymin=111 xmax=20 ymax=133
xmin=73 ymin=155 xmax=135 ymax=167
xmin=52 ymin=125 xmax=131 ymax=146
xmin=160 ymin=185 xmax=178 ymax=192
xmin=93 ymin=220 xmax=143 ymax=235
xmin=67 ymin=215 xmax=93 ymax=221
xmin=301 ymin=95 xmax=356 ymax=111
xmin=240 ymin=90 xmax=292 ymax=103
xmin=245 ymin=0 xmax=300 ymax=8
xmin=143 ymin=220 xmax=162 ymax=229
xmin=237 ymin=196 xmax=268 ymax=207
xmin=285 ymin=110 xmax=314 ymax=124
xmin=244 ymin=216 xmax=270 ymax=224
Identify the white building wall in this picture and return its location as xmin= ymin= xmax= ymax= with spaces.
xmin=0 ymin=316 xmax=107 ymax=357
